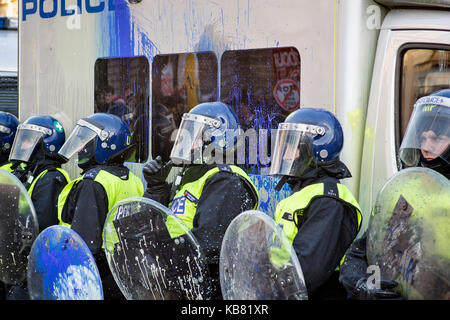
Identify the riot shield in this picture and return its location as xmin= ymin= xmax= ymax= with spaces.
xmin=27 ymin=225 xmax=103 ymax=300
xmin=0 ymin=169 xmax=38 ymax=285
xmin=367 ymin=167 xmax=450 ymax=300
xmin=219 ymin=210 xmax=308 ymax=300
xmin=103 ymin=197 xmax=211 ymax=300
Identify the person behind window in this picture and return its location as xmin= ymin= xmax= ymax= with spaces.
xmin=160 ymin=94 xmax=184 ymax=128
xmin=104 ymin=85 xmax=116 ymax=111
xmin=339 ymin=89 xmax=450 ymax=299
xmin=95 ymin=90 xmax=108 ymax=113
xmin=269 ymin=108 xmax=362 ymax=300
xmin=142 ymin=102 xmax=259 ymax=299
xmin=151 ymin=103 xmax=176 ymax=163
xmin=56 ymin=113 xmax=144 ymax=300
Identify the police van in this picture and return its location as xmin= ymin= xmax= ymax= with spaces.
xmin=18 ymin=0 xmax=450 ymax=235
xmin=0 ymin=15 xmax=18 ymax=116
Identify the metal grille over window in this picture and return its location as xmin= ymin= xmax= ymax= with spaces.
xmin=220 ymin=47 xmax=301 ymax=174
xmin=151 ymin=52 xmax=218 ymax=162
xmin=94 ymin=57 xmax=150 ymax=163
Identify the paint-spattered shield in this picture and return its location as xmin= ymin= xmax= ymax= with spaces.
xmin=0 ymin=169 xmax=38 ymax=285
xmin=103 ymin=197 xmax=211 ymax=300
xmin=219 ymin=210 xmax=308 ymax=300
xmin=27 ymin=225 xmax=103 ymax=300
xmin=367 ymin=167 xmax=450 ymax=300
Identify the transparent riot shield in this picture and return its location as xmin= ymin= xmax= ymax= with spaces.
xmin=0 ymin=169 xmax=38 ymax=285
xmin=27 ymin=225 xmax=103 ymax=300
xmin=367 ymin=167 xmax=450 ymax=300
xmin=220 ymin=210 xmax=308 ymax=300
xmin=103 ymin=197 xmax=211 ymax=300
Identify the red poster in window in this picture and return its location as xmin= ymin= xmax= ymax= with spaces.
xmin=273 ymin=79 xmax=300 ymax=111
xmin=272 ymin=48 xmax=300 ymax=111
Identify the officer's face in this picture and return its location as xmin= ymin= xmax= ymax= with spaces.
xmin=420 ymin=130 xmax=450 ymax=161
xmin=20 ymin=138 xmax=35 ymax=151
xmin=283 ymin=142 xmax=300 ymax=161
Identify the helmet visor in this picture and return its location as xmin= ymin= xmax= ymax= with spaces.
xmin=170 ymin=113 xmax=220 ymax=164
xmin=58 ymin=120 xmax=99 ymax=161
xmin=270 ymin=122 xmax=324 ymax=177
xmin=8 ymin=124 xmax=50 ymax=162
xmin=399 ymin=96 xmax=450 ymax=166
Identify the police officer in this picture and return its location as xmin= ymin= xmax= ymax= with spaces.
xmin=339 ymin=89 xmax=450 ymax=299
xmin=56 ymin=112 xmax=144 ymax=300
xmin=7 ymin=115 xmax=70 ymax=232
xmin=143 ymin=101 xmax=259 ymax=299
xmin=0 ymin=111 xmax=19 ymax=300
xmin=0 ymin=111 xmax=19 ymax=168
xmin=3 ymin=115 xmax=70 ymax=300
xmin=269 ymin=107 xmax=362 ymax=300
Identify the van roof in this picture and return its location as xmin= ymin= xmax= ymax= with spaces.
xmin=382 ymin=9 xmax=450 ymax=31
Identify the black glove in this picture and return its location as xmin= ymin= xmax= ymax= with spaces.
xmin=143 ymin=156 xmax=172 ymax=187
xmin=353 ymin=277 xmax=402 ymax=300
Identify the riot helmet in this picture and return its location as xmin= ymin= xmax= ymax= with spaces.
xmin=0 ymin=111 xmax=19 ymax=164
xmin=270 ymin=108 xmax=343 ymax=177
xmin=9 ymin=115 xmax=66 ymax=164
xmin=58 ymin=113 xmax=133 ymax=169
xmin=170 ymin=102 xmax=241 ymax=165
xmin=399 ymin=89 xmax=450 ymax=177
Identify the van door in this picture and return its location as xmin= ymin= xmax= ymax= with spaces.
xmin=359 ymin=10 xmax=450 ymax=234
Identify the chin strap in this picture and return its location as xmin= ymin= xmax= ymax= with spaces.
xmin=275 ymin=176 xmax=288 ymax=191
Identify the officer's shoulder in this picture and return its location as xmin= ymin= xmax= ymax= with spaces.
xmin=83 ymin=167 xmax=103 ymax=180
xmin=84 ymin=165 xmax=130 ymax=181
xmin=35 ymin=167 xmax=65 ymax=182
xmin=206 ymin=166 xmax=249 ymax=188
xmin=46 ymin=169 xmax=69 ymax=184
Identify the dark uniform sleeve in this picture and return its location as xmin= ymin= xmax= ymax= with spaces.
xmin=190 ymin=172 xmax=257 ymax=264
xmin=31 ymin=170 xmax=69 ymax=232
xmin=69 ymin=179 xmax=109 ymax=256
xmin=338 ymin=231 xmax=369 ymax=297
xmin=292 ymin=197 xmax=359 ymax=294
xmin=143 ymin=182 xmax=170 ymax=207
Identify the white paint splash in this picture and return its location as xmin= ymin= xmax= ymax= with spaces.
xmin=52 ymin=265 xmax=103 ymax=300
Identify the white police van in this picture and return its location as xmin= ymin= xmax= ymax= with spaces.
xmin=17 ymin=0 xmax=450 ymax=234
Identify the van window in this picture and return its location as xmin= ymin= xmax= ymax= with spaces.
xmin=94 ymin=56 xmax=149 ymax=163
xmin=151 ymin=52 xmax=218 ymax=162
xmin=220 ymin=47 xmax=301 ymax=173
xmin=400 ymin=48 xmax=450 ymax=139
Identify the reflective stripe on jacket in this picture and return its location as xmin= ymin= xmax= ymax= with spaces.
xmin=271 ymin=182 xmax=362 ymax=270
